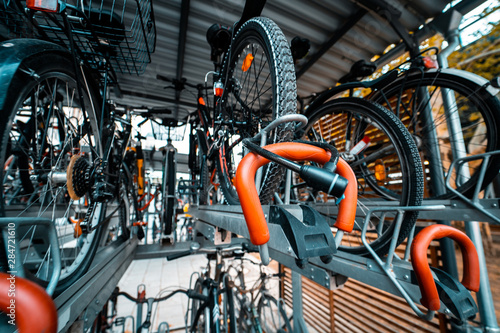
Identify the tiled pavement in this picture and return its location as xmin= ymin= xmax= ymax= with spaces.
xmin=114 ymin=255 xmax=207 ymax=332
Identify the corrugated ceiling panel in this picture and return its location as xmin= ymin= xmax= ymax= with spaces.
xmin=113 ymin=0 xmax=481 ymax=121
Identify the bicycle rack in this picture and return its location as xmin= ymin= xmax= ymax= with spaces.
xmin=2 ymin=150 xmax=496 ymax=332
xmin=188 ymin=203 xmax=481 ymax=322
xmin=444 ymin=151 xmax=500 ymax=225
xmin=0 ymin=217 xmax=61 ymax=296
xmin=55 ymin=237 xmax=138 ymax=332
xmin=360 ymin=206 xmax=479 ymax=322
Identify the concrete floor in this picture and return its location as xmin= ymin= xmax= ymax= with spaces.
xmin=112 ymin=255 xmax=206 ymax=332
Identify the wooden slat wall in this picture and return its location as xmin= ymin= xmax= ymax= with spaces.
xmin=282 ymin=267 xmax=335 ymax=332
xmin=333 ymin=279 xmax=441 ymax=333
xmin=282 ymin=239 xmax=449 ymax=332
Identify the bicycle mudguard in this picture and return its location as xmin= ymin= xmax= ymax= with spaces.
xmin=235 ymin=142 xmax=357 ymax=246
xmin=0 ymin=39 xmax=70 ymax=109
xmin=0 ymin=272 xmax=58 ymax=333
xmin=300 ymin=70 xmax=398 ymax=120
xmin=411 ymin=224 xmax=480 ymax=311
xmin=234 ymin=0 xmax=267 ymax=32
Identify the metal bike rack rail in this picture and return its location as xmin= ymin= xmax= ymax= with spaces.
xmin=313 ymin=198 xmax=500 ymax=223
xmin=55 ymin=237 xmax=138 ymax=332
xmin=187 ymin=202 xmax=487 ymax=320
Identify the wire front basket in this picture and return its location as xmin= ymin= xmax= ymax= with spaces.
xmin=0 ymin=0 xmax=156 ymax=75
xmin=0 ymin=1 xmax=33 ymax=39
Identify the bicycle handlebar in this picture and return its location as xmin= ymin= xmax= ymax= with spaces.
xmin=235 ymin=142 xmax=357 ymax=245
xmin=166 ymin=243 xmax=246 ymax=261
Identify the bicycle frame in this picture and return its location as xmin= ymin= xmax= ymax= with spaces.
xmin=229 ymin=257 xmax=283 ymax=333
xmin=188 ymin=251 xmax=237 ymax=333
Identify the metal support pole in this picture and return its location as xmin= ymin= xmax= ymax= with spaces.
xmin=292 ymin=270 xmax=308 ymax=333
xmin=417 ymin=87 xmax=459 ymax=279
xmin=464 ymin=222 xmax=499 ymax=332
xmin=413 ymin=27 xmax=464 ymax=280
xmin=437 ymin=30 xmax=500 ymax=332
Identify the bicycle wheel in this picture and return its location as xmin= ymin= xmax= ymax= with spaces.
xmin=371 ymin=68 xmax=500 ymax=199
xmin=190 ymin=279 xmax=209 ymax=332
xmin=236 ymin=298 xmax=258 ymax=333
xmin=192 ymin=133 xmax=210 ymax=205
xmin=216 ymin=17 xmax=297 ymax=205
xmin=161 ymin=145 xmax=177 ymax=235
xmin=257 ymin=295 xmax=292 ymax=333
xmin=221 ymin=274 xmax=237 ymax=333
xmin=301 ymin=98 xmax=423 ymax=255
xmin=0 ymin=53 xmax=105 ymax=291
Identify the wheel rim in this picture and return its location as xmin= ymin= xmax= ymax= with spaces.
xmin=301 ymin=101 xmax=417 ymax=253
xmin=259 ymin=297 xmax=289 ymax=332
xmin=2 ymin=72 xmax=102 ymax=283
xmin=375 ymin=73 xmax=499 ymax=198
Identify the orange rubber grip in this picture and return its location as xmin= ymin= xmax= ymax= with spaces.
xmin=411 ymin=224 xmax=480 ymax=311
xmin=0 ymin=272 xmax=58 ymax=333
xmin=235 ymin=142 xmax=357 ymax=245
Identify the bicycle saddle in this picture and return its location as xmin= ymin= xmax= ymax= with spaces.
xmin=338 ymin=59 xmax=377 ymax=83
xmin=291 ymin=36 xmax=310 ymax=61
xmin=206 ymin=23 xmax=231 ymax=61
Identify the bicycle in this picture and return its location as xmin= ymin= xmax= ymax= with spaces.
xmin=160 ymin=0 xmax=297 ymax=207
xmin=159 ymin=129 xmax=178 ymax=238
xmin=165 ymin=243 xmax=251 ymax=333
xmin=228 ymin=257 xmax=292 ymax=333
xmin=94 ymin=284 xmax=187 ymax=333
xmin=0 ymin=0 xmax=155 ymax=293
xmin=290 ymin=12 xmax=499 ymax=256
xmin=296 ymin=7 xmax=500 ymax=201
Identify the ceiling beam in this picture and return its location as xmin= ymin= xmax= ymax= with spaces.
xmin=453 ymin=0 xmax=488 ymax=15
xmin=174 ymin=0 xmax=191 ymax=119
xmin=295 ymin=9 xmax=367 ymax=80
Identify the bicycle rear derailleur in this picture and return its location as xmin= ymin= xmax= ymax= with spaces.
xmin=67 ymin=154 xmax=114 ymax=203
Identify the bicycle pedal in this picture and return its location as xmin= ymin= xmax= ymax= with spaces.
xmin=269 ymin=205 xmax=336 ymax=261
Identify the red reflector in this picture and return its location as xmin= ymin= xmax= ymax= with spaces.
xmin=214 ymin=81 xmax=223 ymax=97
xmin=26 ymin=0 xmax=59 ymax=12
xmin=350 ymin=135 xmax=370 ymax=155
xmin=423 ymin=56 xmax=438 ymax=69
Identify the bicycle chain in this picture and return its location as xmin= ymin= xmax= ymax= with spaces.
xmin=79 ymin=200 xmax=97 ymax=234
xmin=78 ymin=158 xmax=110 ymax=234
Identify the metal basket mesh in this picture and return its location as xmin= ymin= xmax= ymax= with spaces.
xmin=0 ymin=0 xmax=156 ymax=75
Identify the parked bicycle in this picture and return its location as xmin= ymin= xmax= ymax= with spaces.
xmin=290 ymin=7 xmax=500 ymax=255
xmin=0 ymin=0 xmax=155 ymax=293
xmin=94 ymin=284 xmax=186 ymax=333
xmin=186 ymin=251 xmax=236 ymax=333
xmin=228 ymin=257 xmax=292 ymax=333
xmin=163 ymin=0 xmax=297 ymax=207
